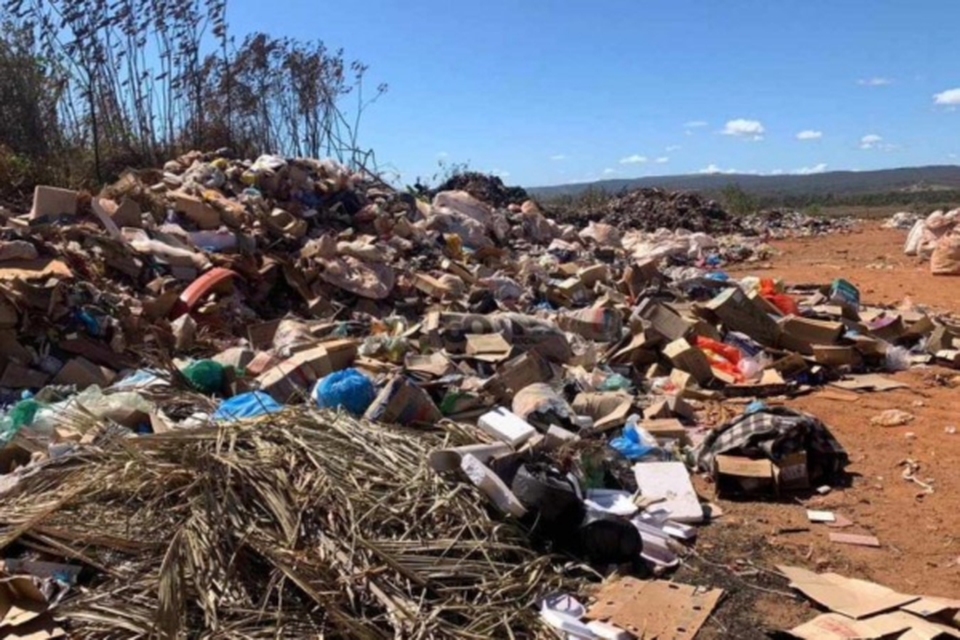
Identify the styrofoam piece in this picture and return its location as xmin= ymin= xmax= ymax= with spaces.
xmin=637 ymin=511 xmax=698 ymax=540
xmin=586 ymin=620 xmax=632 ymax=640
xmin=540 ymin=609 xmax=598 ymax=639
xmin=541 ymin=592 xmax=586 ymax=618
xmin=460 ymin=454 xmax=527 ymax=517
xmin=584 ymin=489 xmax=639 ymax=517
xmin=478 ymin=407 xmax=537 ymax=447
xmin=428 ymin=442 xmax=512 ymax=472
xmin=633 ymin=461 xmax=704 ymax=523
xmin=631 ymin=517 xmax=680 ymax=568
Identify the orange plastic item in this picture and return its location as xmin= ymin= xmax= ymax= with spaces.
xmin=759 ymin=278 xmax=799 ymax=315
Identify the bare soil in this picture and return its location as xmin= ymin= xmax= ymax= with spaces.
xmin=691 ymin=225 xmax=960 ymax=638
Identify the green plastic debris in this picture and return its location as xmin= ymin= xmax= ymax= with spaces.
xmin=181 ymin=360 xmax=226 ymax=395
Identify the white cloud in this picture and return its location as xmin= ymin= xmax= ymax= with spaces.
xmin=665 ymin=145 xmax=682 ymax=152
xmin=549 ymin=154 xmax=567 ymax=161
xmin=795 ymin=163 xmax=828 ymax=175
xmin=684 ymin=120 xmax=708 ymax=128
xmin=699 ymin=163 xmax=737 ymax=175
xmin=796 ymin=130 xmax=823 ymax=141
xmin=437 ymin=151 xmax=449 ymax=158
xmin=950 ymin=153 xmax=958 ymax=159
xmin=860 ymin=134 xmax=883 ymax=149
xmin=858 ymin=77 xmax=892 ymax=87
xmin=619 ymin=154 xmax=648 ymax=164
xmin=721 ymin=118 xmax=765 ymax=140
xmin=654 ymin=157 xmax=669 ymax=164
xmin=492 ymin=168 xmax=510 ymax=178
xmin=602 ymin=168 xmax=617 ymax=175
xmin=934 ymin=88 xmax=960 ymax=106
xmin=769 ymin=169 xmax=785 ymax=176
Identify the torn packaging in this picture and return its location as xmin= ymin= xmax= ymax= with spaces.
xmin=705 ymin=286 xmax=781 ymax=347
xmin=363 ymin=375 xmax=442 ymax=426
xmin=586 ymin=577 xmax=722 ymax=640
xmin=778 ymin=565 xmax=918 ymax=619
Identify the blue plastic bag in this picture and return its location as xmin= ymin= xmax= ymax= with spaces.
xmin=609 ymin=423 xmax=662 ymax=461
xmin=312 ymin=368 xmax=376 ymax=416
xmin=213 ymin=391 xmax=282 ymax=422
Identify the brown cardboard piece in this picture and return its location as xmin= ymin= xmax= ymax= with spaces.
xmin=705 ymin=287 xmax=781 ymax=347
xmin=663 ymin=338 xmax=713 ymax=385
xmin=778 ymin=315 xmax=844 ymax=355
xmin=642 ymin=418 xmax=691 ymax=445
xmin=171 ymin=191 xmax=221 ymax=229
xmin=778 ymin=565 xmax=918 ymax=619
xmin=491 ymin=351 xmax=553 ymax=398
xmin=586 ymin=577 xmax=723 ymax=640
xmin=52 ymin=356 xmax=116 ymax=388
xmin=0 ymin=364 xmax=49 ymax=390
xmin=257 ymin=339 xmax=357 ymax=402
xmin=572 ymin=392 xmax=632 ymax=431
xmin=830 ymin=374 xmax=908 ymax=392
xmin=812 ymin=345 xmax=862 ymax=367
xmin=30 ymin=185 xmax=78 ymax=218
xmin=715 ymin=451 xmax=809 ymax=495
xmin=788 ymin=610 xmax=960 ymax=640
xmin=622 ymin=259 xmax=660 ymax=297
xmin=829 ymin=532 xmax=881 ymax=548
xmin=465 ymin=333 xmax=512 ymax=362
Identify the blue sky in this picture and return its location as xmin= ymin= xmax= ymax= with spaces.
xmin=229 ymin=0 xmax=960 ymax=187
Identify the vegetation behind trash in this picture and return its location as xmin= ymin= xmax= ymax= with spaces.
xmin=0 ymin=0 xmax=385 ymax=198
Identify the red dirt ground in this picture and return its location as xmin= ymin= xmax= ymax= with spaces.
xmin=690 ymin=225 xmax=960 ymax=637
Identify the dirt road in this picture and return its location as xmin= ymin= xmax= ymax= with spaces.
xmin=692 ymin=225 xmax=960 ymax=638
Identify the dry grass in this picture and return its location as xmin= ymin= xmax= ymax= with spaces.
xmin=0 ymin=408 xmax=594 ymax=638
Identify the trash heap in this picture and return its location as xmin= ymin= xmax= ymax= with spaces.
xmin=740 ymin=208 xmax=857 ymax=238
xmin=0 ymin=152 xmax=959 ymax=637
xmin=583 ymin=187 xmax=737 ymax=233
xmin=902 ymin=207 xmax=960 ymax=275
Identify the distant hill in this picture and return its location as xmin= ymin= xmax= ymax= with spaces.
xmin=527 ymin=165 xmax=960 ymax=199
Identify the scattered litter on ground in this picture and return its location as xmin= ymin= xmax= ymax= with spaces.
xmin=0 ymin=152 xmax=958 ymax=636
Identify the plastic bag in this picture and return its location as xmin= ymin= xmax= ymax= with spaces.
xmin=181 ymin=360 xmax=225 ymax=394
xmin=609 ymin=415 xmax=663 ymax=461
xmin=214 ymin=391 xmax=282 ymax=422
xmin=312 ymin=368 xmax=376 ymax=416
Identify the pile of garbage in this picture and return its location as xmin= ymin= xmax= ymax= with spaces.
xmin=740 ymin=208 xmax=857 ymax=238
xmin=1 ymin=152 xmax=959 ymax=637
xmin=883 ymin=211 xmax=921 ymax=229
xmin=903 ymin=208 xmax=960 ymax=275
xmin=583 ymin=187 xmax=737 ymax=233
xmin=432 ymin=171 xmax=529 ymax=208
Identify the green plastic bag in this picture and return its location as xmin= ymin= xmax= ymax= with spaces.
xmin=181 ymin=360 xmax=226 ymax=395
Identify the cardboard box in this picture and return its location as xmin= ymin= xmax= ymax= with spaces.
xmin=0 ymin=363 xmax=49 ymax=389
xmin=778 ymin=315 xmax=844 ymax=355
xmin=171 ymin=191 xmax=221 ymax=230
xmin=577 ymin=264 xmax=610 ymax=287
xmin=621 ymin=259 xmax=660 ymax=297
xmin=705 ymin=287 xmax=781 ymax=347
xmin=812 ymin=345 xmax=862 ymax=367
xmin=465 ymin=333 xmax=512 ymax=362
xmin=635 ymin=300 xmax=694 ymax=342
xmin=642 ymin=418 xmax=690 ymax=445
xmin=715 ymin=451 xmax=809 ymax=496
xmin=663 ymin=338 xmax=713 ymax=385
xmin=30 ymin=185 xmax=78 ymax=218
xmin=257 ymin=339 xmax=357 ymax=402
xmin=52 ymin=357 xmax=117 ymax=388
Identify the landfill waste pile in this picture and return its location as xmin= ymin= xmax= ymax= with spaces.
xmin=1 ymin=151 xmax=959 ymax=637
xmin=430 ymin=171 xmax=529 ymax=208
xmin=883 ymin=211 xmax=921 ymax=229
xmin=740 ymin=208 xmax=857 ymax=238
xmin=902 ymin=207 xmax=960 ymax=275
xmin=581 ymin=187 xmax=737 ymax=233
